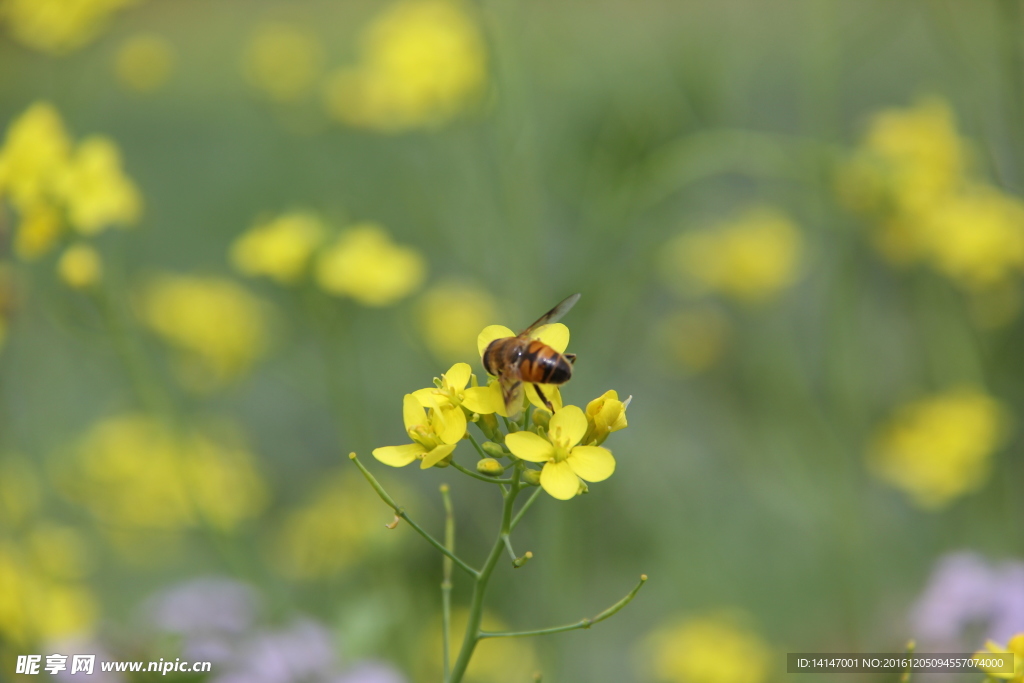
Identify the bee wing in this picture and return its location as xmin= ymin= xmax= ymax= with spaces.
xmin=498 ymin=371 xmax=525 ymax=419
xmin=519 ymin=293 xmax=581 ymax=336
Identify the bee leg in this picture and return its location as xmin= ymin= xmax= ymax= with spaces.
xmin=564 ymin=353 xmax=577 ymax=365
xmin=533 ymin=384 xmax=555 ymax=412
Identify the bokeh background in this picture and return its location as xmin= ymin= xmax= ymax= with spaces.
xmin=2 ymin=0 xmax=1024 ymax=681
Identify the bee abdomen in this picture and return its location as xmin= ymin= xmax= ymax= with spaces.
xmin=520 ymin=340 xmax=573 ymax=385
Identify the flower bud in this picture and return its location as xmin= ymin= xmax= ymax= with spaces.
xmin=476 ymin=458 xmax=504 ymax=477
xmin=481 ymin=441 xmax=505 ymax=459
xmin=531 ymin=409 xmax=551 ymax=429
xmin=522 ymin=469 xmax=541 ymax=486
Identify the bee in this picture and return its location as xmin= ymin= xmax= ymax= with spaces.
xmin=482 ymin=293 xmax=581 ymax=417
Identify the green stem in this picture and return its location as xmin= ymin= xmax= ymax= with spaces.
xmin=449 ymin=459 xmax=512 ymax=484
xmin=350 ymin=453 xmax=479 ymax=578
xmin=478 ymin=574 xmax=648 ymax=639
xmin=440 ymin=484 xmax=455 ymax=683
xmin=510 ymin=486 xmax=542 ymax=531
xmin=465 ymin=431 xmax=491 ymax=459
xmin=448 ymin=464 xmax=523 ymax=683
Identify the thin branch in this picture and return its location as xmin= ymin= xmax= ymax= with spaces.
xmin=478 ymin=575 xmax=648 ymax=639
xmin=510 ymin=486 xmax=543 ymax=531
xmin=349 ymin=453 xmax=479 ymax=578
xmin=449 ymin=459 xmax=512 ymax=484
xmin=465 ymin=431 xmax=490 ymax=459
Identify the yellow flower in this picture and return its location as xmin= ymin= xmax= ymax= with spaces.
xmin=26 ymin=523 xmax=93 ymax=581
xmin=583 ymin=390 xmax=629 ymax=446
xmin=412 ymin=362 xmax=503 ymax=436
xmin=0 ymin=543 xmax=97 ymax=645
xmin=476 ymin=321 xmax=569 ymax=415
xmin=2 ymin=0 xmax=138 ymax=55
xmin=231 ymin=211 xmax=326 ymax=284
xmin=838 ymin=97 xmax=968 ymax=218
xmin=61 ymin=414 xmax=267 ymax=533
xmin=315 ymin=223 xmax=425 ymax=306
xmin=416 ymin=282 xmax=498 ymax=360
xmin=57 ymin=244 xmax=102 ymax=289
xmin=374 ymin=394 xmax=463 ymax=469
xmin=138 ymin=273 xmax=269 ymax=388
xmin=14 ymin=203 xmax=63 ymax=260
xmin=869 ymin=389 xmax=1007 ymax=509
xmin=272 ymin=472 xmax=401 ymax=579
xmin=643 ymin=613 xmax=771 ymax=683
xmin=0 ymin=102 xmax=72 ymax=212
xmin=323 ymin=0 xmax=487 ymax=132
xmin=242 ymin=23 xmax=324 ymax=102
xmin=914 ymin=185 xmax=1024 ymax=291
xmin=661 ymin=208 xmax=803 ymax=303
xmin=505 ymin=405 xmax=615 ymax=500
xmin=115 ymin=33 xmax=175 ymax=93
xmin=654 ymin=307 xmax=730 ymax=374
xmin=56 ymin=135 xmax=141 ymax=234
xmin=975 ymin=633 xmax=1024 ymax=682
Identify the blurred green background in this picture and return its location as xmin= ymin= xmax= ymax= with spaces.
xmin=2 ymin=0 xmax=1024 ymax=681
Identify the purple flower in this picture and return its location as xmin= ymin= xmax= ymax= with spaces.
xmin=330 ymin=661 xmax=407 ymax=683
xmin=145 ymin=577 xmax=258 ymax=637
xmin=911 ymin=552 xmax=1024 ymax=648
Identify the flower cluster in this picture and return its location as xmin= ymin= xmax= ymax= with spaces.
xmin=373 ymin=316 xmax=629 ymax=500
xmin=231 ymin=212 xmax=426 ymax=307
xmin=1 ymin=0 xmax=139 ymax=55
xmin=840 ymin=98 xmax=1024 ymax=299
xmin=868 ymin=388 xmax=1008 ymax=509
xmin=323 ymin=0 xmax=488 ymax=132
xmin=0 ymin=102 xmax=141 ymax=288
xmin=642 ymin=612 xmax=771 ymax=683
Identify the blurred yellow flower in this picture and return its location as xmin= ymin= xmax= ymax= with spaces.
xmin=839 ymin=97 xmax=968 ymax=218
xmin=242 ymin=22 xmax=323 ymax=102
xmin=655 ymin=307 xmax=730 ymax=374
xmin=138 ymin=273 xmax=269 ymax=389
xmin=661 ymin=208 xmax=803 ymax=304
xmin=416 ymin=282 xmax=497 ymax=360
xmin=115 ymin=33 xmax=175 ymax=92
xmin=1 ymin=0 xmax=138 ymax=55
xmin=505 ymin=405 xmax=615 ymax=500
xmin=418 ymin=608 xmax=538 ymax=683
xmin=0 ymin=455 xmax=40 ymax=529
xmin=63 ymin=414 xmax=267 ymax=533
xmin=315 ymin=223 xmax=425 ymax=306
xmin=869 ymin=389 xmax=1008 ymax=509
xmin=57 ymin=244 xmax=102 ymax=289
xmin=0 ymin=102 xmax=72 ymax=212
xmin=272 ymin=472 xmax=400 ymax=580
xmin=0 ymin=540 xmax=97 ymax=645
xmin=323 ymin=0 xmax=487 ymax=132
xmin=643 ymin=613 xmax=771 ymax=683
xmin=57 ymin=136 xmax=142 ymax=234
xmin=373 ymin=393 xmax=461 ymax=469
xmin=583 ymin=389 xmax=629 ymax=446
xmin=14 ymin=204 xmax=63 ymax=260
xmin=975 ymin=633 xmax=1024 ymax=682
xmin=231 ymin=211 xmax=326 ymax=284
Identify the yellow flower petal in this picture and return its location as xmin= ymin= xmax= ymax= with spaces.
xmin=434 ymin=405 xmax=467 ymax=445
xmin=462 ymin=384 xmax=503 ymax=415
xmin=403 ymin=393 xmax=428 ymax=431
xmin=420 ymin=443 xmax=457 ymax=469
xmin=373 ymin=443 xmax=423 ymax=467
xmin=505 ymin=431 xmax=554 ymax=463
xmin=568 ymin=446 xmax=615 ymax=482
xmin=412 ymin=387 xmax=442 ymax=408
xmin=540 ymin=460 xmax=579 ymax=500
xmin=444 ymin=362 xmax=472 ymax=391
xmin=531 ymin=323 xmax=569 ymax=353
xmin=477 ymin=325 xmax=514 ymax=358
xmin=526 ymin=384 xmax=563 ymax=412
xmin=548 ymin=405 xmax=587 ymax=447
